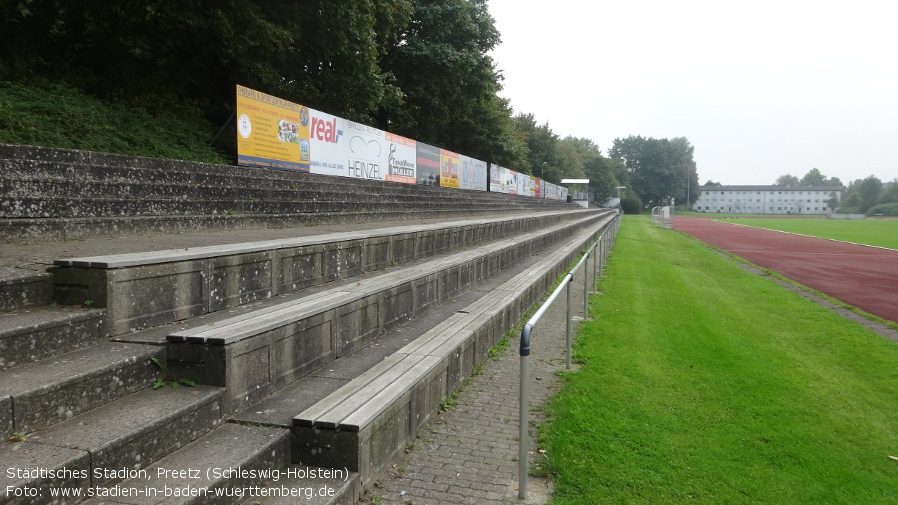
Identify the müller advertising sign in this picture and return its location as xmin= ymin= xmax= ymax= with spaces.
xmin=384 ymin=133 xmax=417 ymax=184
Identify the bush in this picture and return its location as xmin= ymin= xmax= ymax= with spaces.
xmin=865 ymin=202 xmax=898 ymax=216
xmin=620 ymin=191 xmax=643 ymax=214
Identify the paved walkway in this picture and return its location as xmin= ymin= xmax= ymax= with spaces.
xmin=367 ymin=262 xmax=595 ymax=505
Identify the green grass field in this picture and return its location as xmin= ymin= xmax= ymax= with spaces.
xmin=541 ymin=216 xmax=898 ymax=504
xmin=721 ymin=218 xmax=898 ymax=250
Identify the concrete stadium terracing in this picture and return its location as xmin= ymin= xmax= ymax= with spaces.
xmin=0 ymin=145 xmax=618 ymax=504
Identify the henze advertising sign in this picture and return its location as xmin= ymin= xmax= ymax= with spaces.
xmin=308 ymin=108 xmax=346 ymax=177
xmin=346 ymin=120 xmax=386 ymax=181
xmin=236 ymin=84 xmax=309 ymax=171
xmin=385 ymin=132 xmax=416 ymax=184
xmin=459 ymin=155 xmax=487 ymax=191
xmin=416 ymin=142 xmax=441 ymax=186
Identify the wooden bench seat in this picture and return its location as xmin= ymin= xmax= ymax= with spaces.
xmin=163 ymin=213 xmax=607 ymax=413
xmin=290 ymin=217 xmax=613 ymax=483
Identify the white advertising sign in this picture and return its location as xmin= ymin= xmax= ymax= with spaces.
xmin=384 ymin=132 xmax=417 ymax=184
xmin=459 ymin=155 xmax=487 ymax=191
xmin=308 ymin=109 xmax=346 ymax=177
xmin=346 ymin=120 xmax=387 ymax=181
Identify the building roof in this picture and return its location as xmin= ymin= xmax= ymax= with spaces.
xmin=698 ymin=185 xmax=843 ymax=192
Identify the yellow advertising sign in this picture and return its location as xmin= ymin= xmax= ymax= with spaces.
xmin=236 ymin=84 xmax=310 ymax=171
xmin=439 ymin=149 xmax=460 ymax=188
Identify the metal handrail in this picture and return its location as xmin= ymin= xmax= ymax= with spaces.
xmin=518 ymin=212 xmax=621 ymax=499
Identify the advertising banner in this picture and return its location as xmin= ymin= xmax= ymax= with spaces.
xmin=416 ymin=142 xmax=441 ymax=186
xmin=308 ymin=108 xmax=346 ymax=177
xmin=534 ymin=178 xmax=542 ymax=199
xmin=459 ymin=155 xmax=487 ymax=191
xmin=236 ymin=84 xmax=309 ymax=171
xmin=440 ymin=149 xmax=460 ymax=188
xmin=505 ymin=169 xmax=519 ymax=195
xmin=489 ymin=164 xmax=505 ymax=193
xmin=384 ymin=132 xmax=417 ymax=184
xmin=346 ymin=120 xmax=387 ymax=181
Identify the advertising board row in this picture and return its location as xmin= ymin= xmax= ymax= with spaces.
xmin=236 ymin=85 xmax=568 ymax=200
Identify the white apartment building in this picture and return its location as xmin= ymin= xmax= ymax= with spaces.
xmin=693 ymin=185 xmax=843 ymax=215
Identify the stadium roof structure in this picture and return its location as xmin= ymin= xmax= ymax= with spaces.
xmin=559 ymin=179 xmax=589 ymax=185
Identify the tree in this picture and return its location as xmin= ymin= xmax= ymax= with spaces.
xmin=377 ymin=0 xmax=513 ymax=162
xmin=775 ymin=174 xmax=800 ymax=186
xmin=0 ymin=0 xmax=414 ymax=124
xmin=857 ymin=175 xmax=883 ymax=213
xmin=827 ymin=192 xmax=840 ymax=211
xmin=511 ymin=113 xmax=560 ymax=179
xmin=879 ymin=178 xmax=898 ymax=204
xmin=705 ymin=180 xmax=723 ymax=187
xmin=583 ymin=155 xmax=619 ymax=206
xmin=800 ymin=168 xmax=827 ymax=186
xmin=608 ymin=135 xmax=698 ymax=208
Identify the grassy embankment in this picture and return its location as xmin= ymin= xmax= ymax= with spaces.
xmin=0 ymin=80 xmax=228 ymax=163
xmin=541 ymin=215 xmax=898 ymax=504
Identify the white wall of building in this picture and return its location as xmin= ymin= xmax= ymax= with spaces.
xmin=692 ymin=186 xmax=842 ymax=215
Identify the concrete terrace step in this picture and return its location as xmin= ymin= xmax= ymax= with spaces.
xmin=0 ymin=305 xmax=106 ymax=369
xmin=0 ymin=342 xmax=163 ymax=437
xmin=50 ymin=210 xmax=594 ymax=335
xmin=0 ymin=384 xmax=223 ymax=503
xmin=1 ymin=173 xmax=534 ymax=206
xmin=159 ymin=213 xmax=604 ymax=413
xmin=1 ymin=196 xmax=537 ymax=220
xmin=78 ymin=422 xmax=290 ymax=505
xmin=0 ymin=153 xmax=566 ymax=205
xmin=0 ymin=145 xmax=576 ymax=241
xmin=289 ymin=219 xmax=613 ymax=484
xmin=0 ymin=266 xmax=53 ymax=312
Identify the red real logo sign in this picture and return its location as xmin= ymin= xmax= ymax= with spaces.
xmin=311 ymin=117 xmax=342 ymax=144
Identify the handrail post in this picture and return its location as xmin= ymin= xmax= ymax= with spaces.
xmin=592 ymin=240 xmax=598 ymax=293
xmin=519 ymin=323 xmax=531 ymax=500
xmin=583 ymin=250 xmax=589 ymax=318
xmin=566 ymin=278 xmax=572 ymax=370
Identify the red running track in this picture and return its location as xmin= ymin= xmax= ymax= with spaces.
xmin=675 ymin=217 xmax=898 ymax=324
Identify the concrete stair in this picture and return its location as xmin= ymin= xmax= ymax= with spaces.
xmin=0 ymin=144 xmax=575 ymax=243
xmin=0 ymin=145 xmax=615 ymax=505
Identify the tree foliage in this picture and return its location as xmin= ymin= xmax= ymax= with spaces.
xmin=799 ymin=168 xmax=827 ymax=186
xmin=775 ymin=169 xmax=843 ymax=188
xmin=511 ymin=113 xmax=559 ymax=179
xmin=841 ymin=175 xmax=887 ymax=213
xmin=608 ymin=135 xmax=698 ymax=208
xmin=775 ymin=174 xmax=800 ymax=186
xmin=376 ymin=0 xmax=525 ymax=165
xmin=1 ymin=0 xmax=414 ymax=123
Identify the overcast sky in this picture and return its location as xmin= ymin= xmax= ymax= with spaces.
xmin=487 ymin=0 xmax=898 ymax=186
